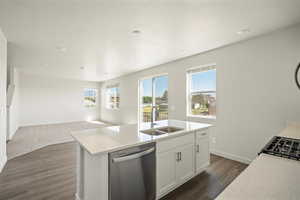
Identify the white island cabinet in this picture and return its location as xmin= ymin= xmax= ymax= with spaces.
xmin=156 ymin=130 xmax=210 ymax=199
xmin=72 ymin=120 xmax=211 ymax=200
xmin=195 ymin=130 xmax=210 ymax=174
xmin=156 ymin=133 xmax=195 ymax=198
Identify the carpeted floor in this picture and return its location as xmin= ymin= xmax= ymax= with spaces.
xmin=7 ymin=121 xmax=112 ymax=159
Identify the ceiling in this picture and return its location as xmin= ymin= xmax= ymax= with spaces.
xmin=1 ymin=0 xmax=300 ymax=82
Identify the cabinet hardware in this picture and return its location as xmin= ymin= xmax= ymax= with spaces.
xmin=196 ymin=144 xmax=200 ymax=153
xmin=179 ymin=152 xmax=182 ymax=161
xmin=201 ymin=133 xmax=207 ymax=136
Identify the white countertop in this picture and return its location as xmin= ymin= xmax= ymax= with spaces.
xmin=71 ymin=120 xmax=211 ymax=155
xmin=216 ymin=123 xmax=300 ymax=200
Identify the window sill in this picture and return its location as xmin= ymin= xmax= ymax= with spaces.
xmin=187 ymin=115 xmax=216 ymax=121
xmin=105 ymin=107 xmax=120 ymax=110
xmin=84 ymin=106 xmax=97 ymax=108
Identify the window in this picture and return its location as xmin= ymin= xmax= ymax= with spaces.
xmin=106 ymin=85 xmax=120 ymax=109
xmin=187 ymin=65 xmax=216 ymax=117
xmin=139 ymin=75 xmax=168 ymax=123
xmin=84 ymin=88 xmax=97 ymax=107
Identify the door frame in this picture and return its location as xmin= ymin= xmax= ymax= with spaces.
xmin=137 ymin=73 xmax=168 ymax=125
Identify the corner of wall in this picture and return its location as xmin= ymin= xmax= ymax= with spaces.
xmin=0 ymin=26 xmax=8 ymax=173
xmin=0 ymin=154 xmax=7 ymax=173
xmin=6 ymin=66 xmax=20 ymax=140
xmin=211 ymin=149 xmax=252 ymax=164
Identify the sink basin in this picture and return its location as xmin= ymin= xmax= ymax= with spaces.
xmin=157 ymin=126 xmax=184 ymax=133
xmin=141 ymin=126 xmax=184 ymax=136
xmin=140 ymin=129 xmax=166 ymax=136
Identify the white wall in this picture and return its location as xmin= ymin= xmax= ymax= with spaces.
xmin=101 ymin=24 xmax=300 ymax=163
xmin=0 ymin=28 xmax=7 ymax=172
xmin=19 ymin=72 xmax=101 ymax=126
xmin=7 ymin=67 xmax=19 ymax=140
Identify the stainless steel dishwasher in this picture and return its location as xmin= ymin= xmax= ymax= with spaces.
xmin=109 ymin=142 xmax=156 ymax=200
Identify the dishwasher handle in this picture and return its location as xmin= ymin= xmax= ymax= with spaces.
xmin=112 ymin=147 xmax=155 ymax=163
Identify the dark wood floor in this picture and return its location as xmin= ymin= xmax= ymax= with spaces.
xmin=0 ymin=142 xmax=247 ymax=200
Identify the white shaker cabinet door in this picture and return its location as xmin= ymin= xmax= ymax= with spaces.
xmin=175 ymin=143 xmax=195 ymax=185
xmin=195 ymin=136 xmax=210 ymax=174
xmin=156 ymin=149 xmax=177 ymax=198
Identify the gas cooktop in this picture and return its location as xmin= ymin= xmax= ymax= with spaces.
xmin=260 ymin=136 xmax=300 ymax=161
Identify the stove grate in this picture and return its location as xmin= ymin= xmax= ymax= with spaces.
xmin=259 ymin=136 xmax=300 ymax=161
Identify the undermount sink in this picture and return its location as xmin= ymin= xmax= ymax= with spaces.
xmin=157 ymin=126 xmax=184 ymax=133
xmin=141 ymin=126 xmax=184 ymax=136
xmin=140 ymin=129 xmax=166 ymax=136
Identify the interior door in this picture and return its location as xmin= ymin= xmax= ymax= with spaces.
xmin=176 ymin=143 xmax=195 ymax=185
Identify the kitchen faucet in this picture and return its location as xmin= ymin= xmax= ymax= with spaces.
xmin=151 ymin=105 xmax=158 ymax=128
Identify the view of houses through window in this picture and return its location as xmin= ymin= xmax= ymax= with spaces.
xmin=84 ymin=88 xmax=97 ymax=107
xmin=187 ymin=66 xmax=216 ymax=117
xmin=139 ymin=75 xmax=168 ymax=123
xmin=106 ymin=86 xmax=120 ymax=109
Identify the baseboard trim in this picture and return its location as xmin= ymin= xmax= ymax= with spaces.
xmin=20 ymin=119 xmax=102 ymax=128
xmin=211 ymin=149 xmax=252 ymax=164
xmin=0 ymin=155 xmax=7 ymax=173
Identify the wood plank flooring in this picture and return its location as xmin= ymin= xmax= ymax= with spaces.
xmin=0 ymin=142 xmax=247 ymax=200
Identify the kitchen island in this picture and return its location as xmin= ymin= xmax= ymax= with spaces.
xmin=72 ymin=120 xmax=211 ymax=200
xmin=216 ymin=122 xmax=300 ymax=200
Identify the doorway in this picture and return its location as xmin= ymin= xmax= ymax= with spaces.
xmin=139 ymin=75 xmax=168 ymax=124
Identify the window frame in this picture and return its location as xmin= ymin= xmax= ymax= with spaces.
xmin=105 ymin=85 xmax=120 ymax=110
xmin=83 ymin=88 xmax=98 ymax=108
xmin=186 ymin=64 xmax=216 ymax=119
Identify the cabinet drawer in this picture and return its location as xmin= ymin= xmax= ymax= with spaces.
xmin=157 ymin=133 xmax=194 ymax=153
xmin=195 ymin=130 xmax=209 ymax=139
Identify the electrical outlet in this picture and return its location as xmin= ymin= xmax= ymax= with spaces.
xmin=212 ymin=137 xmax=216 ymax=144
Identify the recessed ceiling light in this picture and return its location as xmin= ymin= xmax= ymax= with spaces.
xmin=237 ymin=28 xmax=251 ymax=35
xmin=132 ymin=30 xmax=141 ymax=34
